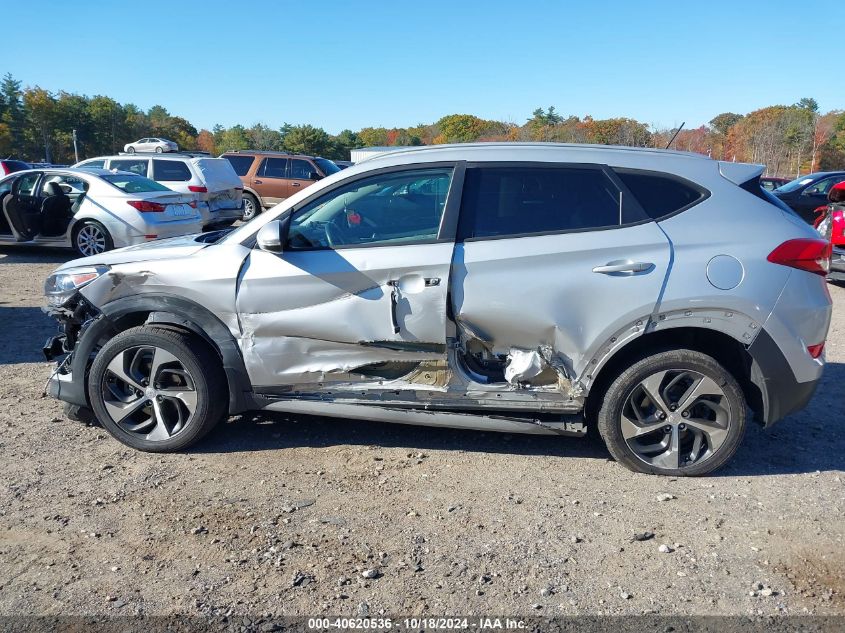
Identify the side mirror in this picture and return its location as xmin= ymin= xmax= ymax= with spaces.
xmin=256 ymin=216 xmax=290 ymax=253
xmin=308 ymin=171 xmax=323 ymax=181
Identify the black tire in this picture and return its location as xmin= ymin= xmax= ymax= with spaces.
xmin=87 ymin=326 xmax=227 ymax=452
xmin=127 ymin=146 xmax=135 ymax=154
xmin=241 ymin=193 xmax=260 ymax=221
xmin=72 ymin=220 xmax=114 ymax=257
xmin=597 ymin=348 xmax=746 ymax=476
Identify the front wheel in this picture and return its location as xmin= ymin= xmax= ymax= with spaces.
xmin=597 ymin=349 xmax=746 ymax=476
xmin=73 ymin=220 xmax=113 ymax=257
xmin=127 ymin=146 xmax=135 ymax=154
xmin=155 ymin=146 xmax=163 ymax=153
xmin=87 ymin=326 xmax=227 ymax=452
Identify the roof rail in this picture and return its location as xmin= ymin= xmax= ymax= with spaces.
xmin=224 ymin=149 xmax=293 ymax=156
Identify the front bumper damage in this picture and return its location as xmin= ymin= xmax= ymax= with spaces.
xmin=43 ymin=295 xmax=114 ymax=408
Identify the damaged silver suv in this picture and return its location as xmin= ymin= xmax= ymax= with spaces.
xmin=43 ymin=143 xmax=832 ymax=476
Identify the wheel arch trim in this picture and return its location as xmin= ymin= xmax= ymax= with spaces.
xmin=98 ymin=294 xmax=254 ymax=414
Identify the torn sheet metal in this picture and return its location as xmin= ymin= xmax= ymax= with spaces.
xmin=504 ymin=348 xmax=545 ymax=384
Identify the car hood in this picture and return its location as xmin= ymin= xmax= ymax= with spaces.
xmin=54 ymin=233 xmax=211 ymax=272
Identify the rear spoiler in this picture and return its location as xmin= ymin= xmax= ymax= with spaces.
xmin=718 ymin=161 xmax=764 ymax=185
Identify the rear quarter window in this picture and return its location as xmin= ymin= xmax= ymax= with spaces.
xmin=223 ymin=155 xmax=255 ymax=176
xmin=614 ymin=169 xmax=708 ymax=220
xmin=153 ymin=159 xmax=192 ymax=181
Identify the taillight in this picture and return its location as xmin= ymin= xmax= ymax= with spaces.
xmin=807 ymin=342 xmax=825 ymax=359
xmin=128 ymin=200 xmax=166 ymax=212
xmin=833 ymin=210 xmax=844 ymax=236
xmin=767 ymin=238 xmax=831 ymax=275
xmin=188 ymin=185 xmax=207 ymax=193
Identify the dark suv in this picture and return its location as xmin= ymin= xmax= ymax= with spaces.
xmin=221 ymin=151 xmax=340 ymax=220
xmin=773 ymin=171 xmax=845 ymax=224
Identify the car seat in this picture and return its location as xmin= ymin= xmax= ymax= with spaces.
xmin=41 ymin=182 xmax=73 ymax=236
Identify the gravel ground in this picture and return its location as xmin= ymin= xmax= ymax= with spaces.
xmin=0 ymin=246 xmax=843 ymax=619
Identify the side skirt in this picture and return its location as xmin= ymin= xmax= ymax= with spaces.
xmin=261 ymin=400 xmax=587 ymax=437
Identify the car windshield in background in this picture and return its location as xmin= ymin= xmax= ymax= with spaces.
xmin=102 ymin=174 xmax=171 ymax=193
xmin=774 ymin=176 xmax=816 ymax=193
xmin=314 ymin=158 xmax=340 ymax=175
xmin=223 ymin=155 xmax=254 ymax=176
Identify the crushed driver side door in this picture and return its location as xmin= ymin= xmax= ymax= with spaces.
xmin=235 ymin=163 xmax=463 ymax=394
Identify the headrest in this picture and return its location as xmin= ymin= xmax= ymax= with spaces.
xmin=829 ymin=181 xmax=845 ymax=204
xmin=45 ymin=182 xmax=64 ymax=196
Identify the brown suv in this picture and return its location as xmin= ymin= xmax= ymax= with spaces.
xmin=220 ymin=151 xmax=340 ymax=220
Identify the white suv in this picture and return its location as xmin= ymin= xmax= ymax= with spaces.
xmin=75 ymin=154 xmax=244 ymax=227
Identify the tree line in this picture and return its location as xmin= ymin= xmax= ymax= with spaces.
xmin=1 ymin=73 xmax=843 ymax=176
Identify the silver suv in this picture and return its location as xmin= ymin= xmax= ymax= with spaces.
xmin=42 ymin=143 xmax=832 ymax=476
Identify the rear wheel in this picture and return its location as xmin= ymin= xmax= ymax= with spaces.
xmin=241 ymin=193 xmax=260 ymax=221
xmin=73 ymin=220 xmax=113 ymax=257
xmin=87 ymin=326 xmax=227 ymax=452
xmin=597 ymin=349 xmax=746 ymax=476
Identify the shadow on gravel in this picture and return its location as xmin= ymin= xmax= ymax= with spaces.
xmin=0 ymin=245 xmax=71 ymax=265
xmin=199 ymin=363 xmax=845 ymax=476
xmin=0 ymin=306 xmax=54 ymax=364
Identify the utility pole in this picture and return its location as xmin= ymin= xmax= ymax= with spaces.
xmin=72 ymin=129 xmax=79 ymax=164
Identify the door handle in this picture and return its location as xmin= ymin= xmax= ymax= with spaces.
xmin=253 ymin=179 xmax=263 ymax=184
xmin=424 ymin=277 xmax=441 ymax=287
xmin=387 ymin=281 xmax=400 ymax=333
xmin=291 ymin=182 xmax=301 ymax=187
xmin=592 ymin=261 xmax=654 ymax=274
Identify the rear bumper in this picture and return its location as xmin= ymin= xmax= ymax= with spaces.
xmin=747 ymin=328 xmax=821 ymax=426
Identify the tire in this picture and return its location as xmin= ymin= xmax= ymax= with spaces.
xmin=127 ymin=146 xmax=135 ymax=154
xmin=155 ymin=146 xmax=163 ymax=153
xmin=73 ymin=220 xmax=113 ymax=257
xmin=87 ymin=326 xmax=227 ymax=452
xmin=241 ymin=193 xmax=260 ymax=221
xmin=597 ymin=349 xmax=746 ymax=476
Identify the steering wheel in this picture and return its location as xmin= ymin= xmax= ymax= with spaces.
xmin=325 ymin=217 xmax=351 ymax=247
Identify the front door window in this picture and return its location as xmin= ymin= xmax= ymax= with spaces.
xmin=286 ymin=168 xmax=452 ymax=249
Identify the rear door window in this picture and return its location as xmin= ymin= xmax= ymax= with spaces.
xmin=457 ymin=165 xmax=633 ymax=240
xmin=110 ymin=159 xmax=149 ymax=177
xmin=614 ymin=169 xmax=708 ymax=220
xmin=259 ymin=157 xmax=288 ymax=179
xmin=223 ymin=154 xmax=255 ymax=176
xmin=153 ymin=159 xmax=192 ymax=181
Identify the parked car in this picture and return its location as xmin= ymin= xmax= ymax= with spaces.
xmin=0 ymin=159 xmax=30 ymax=176
xmin=123 ymin=138 xmax=179 ymax=154
xmin=772 ymin=171 xmax=845 ymax=223
xmin=42 ymin=143 xmax=831 ymax=476
xmin=760 ymin=176 xmax=789 ymax=191
xmin=334 ymin=160 xmax=354 ymax=170
xmin=74 ymin=154 xmax=243 ymax=228
xmin=0 ymin=168 xmax=202 ymax=257
xmin=220 ymin=151 xmax=340 ymax=220
xmin=823 ymin=182 xmax=845 ymax=283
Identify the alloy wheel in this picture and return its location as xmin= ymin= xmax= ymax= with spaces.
xmin=620 ymin=369 xmax=732 ymax=470
xmin=99 ymin=345 xmax=198 ymax=442
xmin=242 ymin=196 xmax=256 ymax=221
xmin=76 ymin=224 xmax=107 ymax=256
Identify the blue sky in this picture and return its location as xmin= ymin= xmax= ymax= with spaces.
xmin=5 ymin=0 xmax=843 ymax=133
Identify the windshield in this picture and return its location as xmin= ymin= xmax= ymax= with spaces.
xmin=774 ymin=175 xmax=818 ymax=193
xmin=102 ymin=173 xmax=171 ymax=193
xmin=314 ymin=158 xmax=340 ymax=175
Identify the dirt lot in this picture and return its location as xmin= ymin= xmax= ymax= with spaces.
xmin=0 ymin=246 xmax=843 ymax=620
